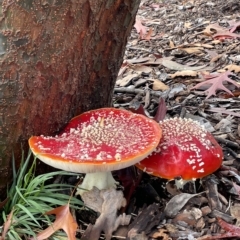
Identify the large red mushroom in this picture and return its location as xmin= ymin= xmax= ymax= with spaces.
xmin=136 ymin=117 xmax=223 ymax=187
xmin=29 ymin=108 xmax=162 ymax=195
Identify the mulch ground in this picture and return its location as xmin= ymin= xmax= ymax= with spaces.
xmin=79 ymin=0 xmax=240 ymax=239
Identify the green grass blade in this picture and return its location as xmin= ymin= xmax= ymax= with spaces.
xmin=15 ymin=203 xmax=41 ymax=227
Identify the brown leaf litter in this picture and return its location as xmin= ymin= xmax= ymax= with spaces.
xmin=106 ymin=0 xmax=240 ymax=239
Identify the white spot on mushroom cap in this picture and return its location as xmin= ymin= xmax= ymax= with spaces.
xmin=33 ymin=109 xmax=160 ymax=171
xmin=199 ymin=162 xmax=204 ymax=167
xmin=158 ymin=117 xmax=220 ymax=175
xmin=115 ymin=153 xmax=121 ymax=161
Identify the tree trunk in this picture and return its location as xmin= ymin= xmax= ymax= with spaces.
xmin=0 ymin=0 xmax=140 ymax=197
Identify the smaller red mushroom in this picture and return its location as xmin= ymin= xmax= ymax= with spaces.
xmin=136 ymin=117 xmax=223 ymax=187
xmin=29 ymin=108 xmax=162 ymax=195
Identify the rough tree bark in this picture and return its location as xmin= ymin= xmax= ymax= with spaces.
xmin=0 ymin=0 xmax=140 ymax=197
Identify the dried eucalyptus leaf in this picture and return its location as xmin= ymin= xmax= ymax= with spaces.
xmin=168 ymin=83 xmax=186 ymax=98
xmin=81 ymin=187 xmax=130 ymax=240
xmin=116 ymin=73 xmax=139 ymax=87
xmin=164 ymin=192 xmax=202 ymax=218
xmin=160 ymin=59 xmax=207 ymax=71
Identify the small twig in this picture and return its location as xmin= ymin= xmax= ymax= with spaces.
xmin=215 ymin=137 xmax=240 ymax=149
xmin=187 ymin=22 xmax=210 ymax=31
xmin=212 ymin=209 xmax=235 ymax=223
xmin=225 ymin=195 xmax=231 ymax=213
xmin=111 ymin=235 xmax=126 ymax=239
xmin=127 ymin=46 xmax=152 ymax=53
xmin=114 ymin=87 xmax=162 ymax=97
xmin=226 ymin=147 xmax=240 ymax=160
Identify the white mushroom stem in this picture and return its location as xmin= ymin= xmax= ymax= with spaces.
xmin=76 ymin=171 xmax=118 ymax=196
xmin=175 ymin=179 xmax=196 ymax=193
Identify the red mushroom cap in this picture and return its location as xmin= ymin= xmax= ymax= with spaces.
xmin=29 ymin=108 xmax=162 ymax=173
xmin=136 ymin=118 xmax=223 ymax=180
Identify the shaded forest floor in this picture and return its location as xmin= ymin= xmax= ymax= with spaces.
xmin=107 ymin=0 xmax=240 ymax=239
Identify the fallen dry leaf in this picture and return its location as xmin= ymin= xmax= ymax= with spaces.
xmin=213 ymin=31 xmax=240 ymax=40
xmin=172 ymin=211 xmax=197 ymax=227
xmin=128 ymin=98 xmax=167 ymax=122
xmin=144 ymin=57 xmax=165 ymax=65
xmin=130 ymin=65 xmax=152 ymax=74
xmin=232 ymin=182 xmax=240 ymax=197
xmin=150 ymin=3 xmax=161 ymax=10
xmin=127 ymin=203 xmax=161 ymax=240
xmin=210 ymin=54 xmax=222 ymax=63
xmin=1 ymin=209 xmax=14 ymax=240
xmin=151 ymin=228 xmax=170 ymax=240
xmin=134 ymin=17 xmax=147 ymax=36
xmin=164 ymin=192 xmax=202 ymax=218
xmin=159 ymin=58 xmax=207 ymax=71
xmin=118 ymin=65 xmax=128 ymax=78
xmin=30 ymin=204 xmax=78 ymax=240
xmin=81 ymin=187 xmax=131 ymax=240
xmin=203 ymin=23 xmax=225 ymax=36
xmin=223 ymin=64 xmax=240 ymax=73
xmin=153 ymin=98 xmax=167 ymax=122
xmin=126 ymin=57 xmax=151 ymax=64
xmin=229 ymin=20 xmax=240 ymax=33
xmin=205 ymin=50 xmax=218 ymax=60
xmin=179 ymin=47 xmax=204 ymax=54
xmin=140 ymin=27 xmax=153 ymax=40
xmin=116 ymin=73 xmax=139 ymax=87
xmin=230 ymin=203 xmax=240 ymax=226
xmin=149 ymin=79 xmax=169 ymax=91
xmin=211 ymin=39 xmax=222 ymax=44
xmin=199 ymin=218 xmax=240 ymax=239
xmin=128 ymin=100 xmax=148 ymax=116
xmin=133 ymin=17 xmax=155 ymax=40
xmin=191 ymin=71 xmax=240 ymax=99
xmin=170 ymin=70 xmax=198 ymax=78
xmin=184 ymin=22 xmax=192 ymax=29
xmin=169 ymin=40 xmax=175 ymax=48
xmin=194 ymin=43 xmax=214 ymax=48
xmin=206 ymin=108 xmax=240 ymax=117
xmin=203 ymin=23 xmax=240 ymax=40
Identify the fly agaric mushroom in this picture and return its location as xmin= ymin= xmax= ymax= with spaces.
xmin=29 ymin=108 xmax=162 ymax=195
xmin=136 ymin=118 xmax=223 ymax=188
